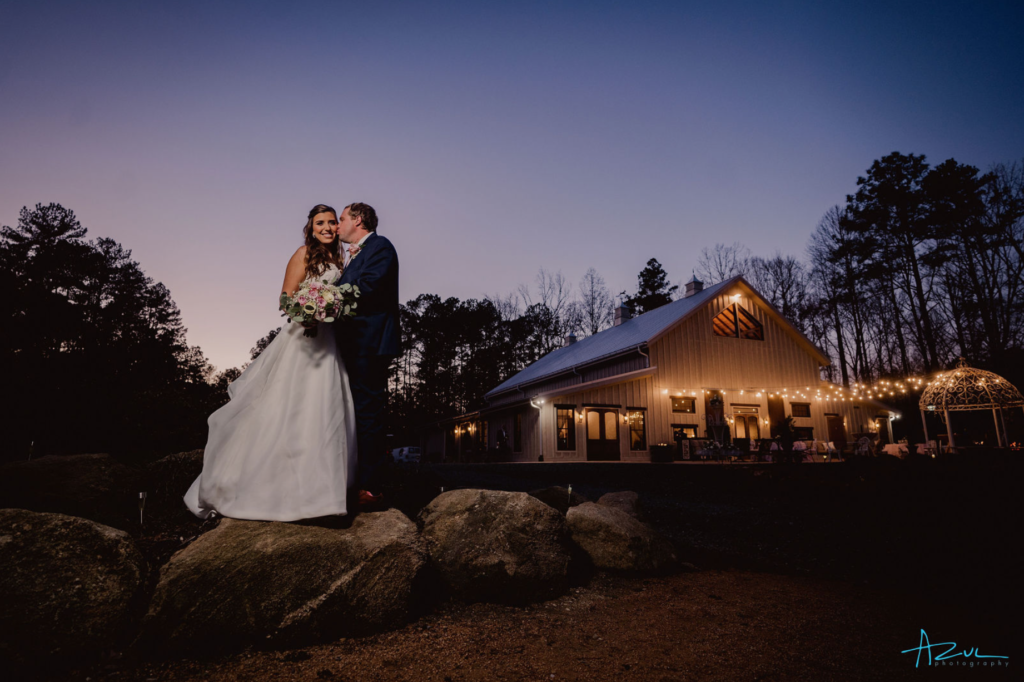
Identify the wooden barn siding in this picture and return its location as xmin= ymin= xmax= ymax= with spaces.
xmin=637 ymin=291 xmax=822 ymax=446
xmin=539 ymin=376 xmax=655 ymax=463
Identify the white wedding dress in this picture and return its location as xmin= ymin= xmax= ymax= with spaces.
xmin=184 ymin=263 xmax=358 ymax=522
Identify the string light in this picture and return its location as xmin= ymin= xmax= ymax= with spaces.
xmin=658 ymin=374 xmax=929 ymax=407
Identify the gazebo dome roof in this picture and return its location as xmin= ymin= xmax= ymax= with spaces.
xmin=919 ymin=358 xmax=1024 ymax=412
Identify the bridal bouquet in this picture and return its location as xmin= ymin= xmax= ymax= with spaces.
xmin=279 ymin=281 xmax=360 ymax=338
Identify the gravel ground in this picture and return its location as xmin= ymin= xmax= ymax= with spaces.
xmin=57 ymin=570 xmax=986 ymax=682
xmin=36 ymin=457 xmax=1019 ymax=681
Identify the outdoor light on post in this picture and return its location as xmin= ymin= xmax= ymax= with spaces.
xmin=530 ymin=399 xmax=544 ymax=461
xmin=138 ymin=492 xmax=147 ymax=527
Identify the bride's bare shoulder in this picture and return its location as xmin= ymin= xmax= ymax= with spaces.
xmin=282 ymin=246 xmax=308 ymax=295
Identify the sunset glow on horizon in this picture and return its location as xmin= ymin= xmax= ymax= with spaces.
xmin=2 ymin=0 xmax=1022 ymax=371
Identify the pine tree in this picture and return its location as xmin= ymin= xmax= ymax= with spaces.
xmin=623 ymin=258 xmax=678 ymax=314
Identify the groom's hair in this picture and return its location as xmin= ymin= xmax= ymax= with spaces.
xmin=345 ymin=203 xmax=378 ymax=232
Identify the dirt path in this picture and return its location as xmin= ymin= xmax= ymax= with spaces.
xmin=64 ymin=569 xmax=996 ymax=682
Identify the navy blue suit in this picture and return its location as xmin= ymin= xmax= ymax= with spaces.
xmin=336 ymin=232 xmax=400 ymax=490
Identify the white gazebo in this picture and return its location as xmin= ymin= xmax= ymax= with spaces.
xmin=919 ymin=358 xmax=1024 ymax=450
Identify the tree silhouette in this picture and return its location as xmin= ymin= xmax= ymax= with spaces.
xmin=0 ymin=203 xmax=227 ymax=459
xmin=622 ymin=258 xmax=678 ymax=314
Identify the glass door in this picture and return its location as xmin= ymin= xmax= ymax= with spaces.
xmin=586 ymin=409 xmax=620 ymax=461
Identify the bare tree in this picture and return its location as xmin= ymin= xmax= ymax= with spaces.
xmin=517 ymin=268 xmax=572 ymax=319
xmin=747 ymin=252 xmax=808 ymax=328
xmin=578 ymin=267 xmax=613 ymax=335
xmin=513 ymin=268 xmax=582 ymax=352
xmin=695 ymin=242 xmax=750 ymax=284
xmin=486 ymin=291 xmax=521 ymax=323
xmin=561 ymin=300 xmax=586 ymax=338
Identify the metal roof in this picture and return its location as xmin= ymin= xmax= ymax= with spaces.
xmin=485 ymin=277 xmax=736 ymax=399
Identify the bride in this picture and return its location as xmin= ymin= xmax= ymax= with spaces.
xmin=184 ymin=204 xmax=358 ymax=522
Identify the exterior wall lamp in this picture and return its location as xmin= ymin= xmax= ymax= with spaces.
xmin=530 ymin=399 xmax=544 ymax=461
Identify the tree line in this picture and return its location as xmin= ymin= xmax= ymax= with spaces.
xmin=6 ymin=151 xmax=1020 ymax=457
xmin=0 ymin=204 xmax=240 ymax=460
xmin=691 ymin=153 xmax=1024 ymax=392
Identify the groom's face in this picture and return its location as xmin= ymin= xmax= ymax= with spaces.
xmin=337 ymin=208 xmax=363 ymax=243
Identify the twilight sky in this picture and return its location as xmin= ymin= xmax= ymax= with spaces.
xmin=2 ymin=0 xmax=1022 ymax=371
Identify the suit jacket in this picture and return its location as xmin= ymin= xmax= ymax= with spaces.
xmin=336 ymin=232 xmax=400 ymax=358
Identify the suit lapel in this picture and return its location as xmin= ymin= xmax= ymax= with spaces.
xmin=342 ymin=234 xmax=377 ymax=283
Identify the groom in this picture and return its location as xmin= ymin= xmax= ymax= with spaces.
xmin=334 ymin=202 xmax=399 ymax=507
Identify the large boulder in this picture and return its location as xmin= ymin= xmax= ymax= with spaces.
xmin=145 ymin=449 xmax=204 ymax=501
xmin=0 ymin=509 xmax=148 ymax=668
xmin=137 ymin=509 xmax=426 ymax=656
xmin=142 ymin=449 xmax=205 ymax=528
xmin=0 ymin=454 xmax=142 ymax=530
xmin=529 ymin=486 xmax=589 ymax=516
xmin=417 ymin=489 xmax=572 ymax=604
xmin=566 ymin=502 xmax=676 ymax=573
xmin=597 ymin=490 xmax=644 ymax=521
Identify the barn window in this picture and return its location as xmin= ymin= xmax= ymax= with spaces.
xmin=791 ymin=403 xmax=811 ymax=418
xmin=627 ymin=409 xmax=647 ymax=450
xmin=556 ymin=406 xmax=576 ymax=451
xmin=672 ymin=424 xmax=698 ymax=440
xmin=713 ymin=303 xmax=763 ymax=340
xmin=514 ymin=413 xmax=522 ymax=452
xmin=671 ymin=396 xmax=696 ymax=413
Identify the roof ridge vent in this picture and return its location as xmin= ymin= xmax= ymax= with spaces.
xmin=684 ymin=273 xmax=704 ymax=298
xmin=613 ymin=297 xmax=632 ymax=326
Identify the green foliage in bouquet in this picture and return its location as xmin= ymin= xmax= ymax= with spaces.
xmin=279 ymin=281 xmax=360 ymax=338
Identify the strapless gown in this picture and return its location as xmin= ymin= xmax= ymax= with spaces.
xmin=184 ymin=263 xmax=357 ymax=521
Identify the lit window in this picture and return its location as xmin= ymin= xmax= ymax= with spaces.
xmin=671 ymin=396 xmax=696 ymax=413
xmin=672 ymin=424 xmax=697 ymax=440
xmin=628 ymin=410 xmax=647 ymax=450
xmin=556 ymin=407 xmax=576 ymax=451
xmin=713 ymin=303 xmax=763 ymax=340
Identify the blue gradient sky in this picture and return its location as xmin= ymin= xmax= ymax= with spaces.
xmin=2 ymin=1 xmax=1022 ymax=371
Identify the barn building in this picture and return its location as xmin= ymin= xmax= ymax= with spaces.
xmin=427 ymin=275 xmax=896 ymax=462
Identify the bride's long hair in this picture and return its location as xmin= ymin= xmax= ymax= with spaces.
xmin=303 ymin=204 xmax=340 ymax=279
